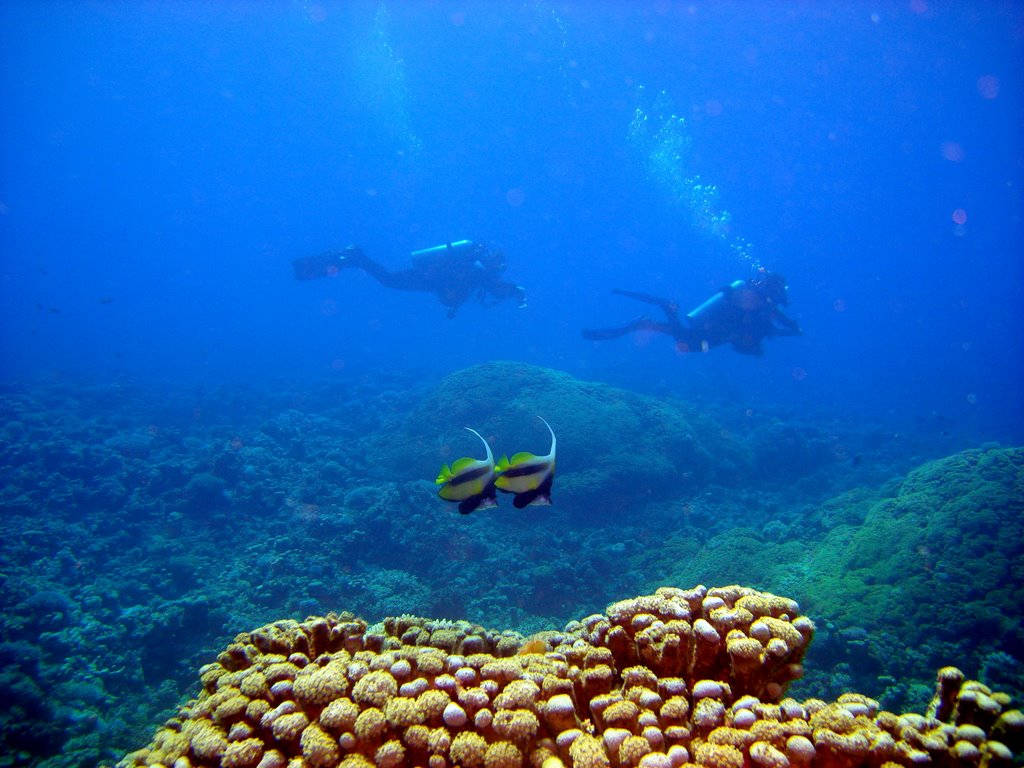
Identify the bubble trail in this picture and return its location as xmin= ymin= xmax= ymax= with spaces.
xmin=629 ymin=87 xmax=761 ymax=272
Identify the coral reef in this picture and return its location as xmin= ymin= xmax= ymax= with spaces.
xmin=1 ymin=370 xmax=1019 ymax=767
xmin=115 ymin=586 xmax=1019 ymax=768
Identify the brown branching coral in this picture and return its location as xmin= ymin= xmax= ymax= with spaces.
xmin=113 ymin=586 xmax=1018 ymax=768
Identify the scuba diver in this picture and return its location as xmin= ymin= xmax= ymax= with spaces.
xmin=292 ymin=239 xmax=527 ymax=319
xmin=582 ymin=272 xmax=802 ymax=356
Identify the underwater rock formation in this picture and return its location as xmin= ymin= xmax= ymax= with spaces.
xmin=114 ymin=585 xmax=1019 ymax=768
xmin=361 ymin=361 xmax=751 ymax=509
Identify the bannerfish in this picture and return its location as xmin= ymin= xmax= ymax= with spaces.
xmin=435 ymin=427 xmax=498 ymax=515
xmin=495 ymin=417 xmax=556 ymax=508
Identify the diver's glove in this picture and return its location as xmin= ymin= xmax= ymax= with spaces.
xmin=516 ymin=286 xmax=527 ymax=309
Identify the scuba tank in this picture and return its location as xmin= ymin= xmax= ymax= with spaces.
xmin=411 ymin=239 xmax=476 ymax=264
xmin=686 ymin=280 xmax=745 ymax=324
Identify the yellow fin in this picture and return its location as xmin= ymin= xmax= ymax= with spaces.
xmin=435 ymin=464 xmax=452 ymax=485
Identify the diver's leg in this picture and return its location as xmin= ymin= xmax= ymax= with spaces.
xmin=363 ymin=266 xmax=426 ymax=291
xmin=611 ymin=289 xmax=681 ymax=322
xmin=582 ymin=317 xmax=674 ymax=341
xmin=344 ymin=252 xmax=431 ymax=293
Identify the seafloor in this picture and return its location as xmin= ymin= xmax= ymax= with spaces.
xmin=0 ymin=361 xmax=1021 ymax=767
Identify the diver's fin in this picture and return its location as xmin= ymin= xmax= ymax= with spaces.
xmin=293 ymin=247 xmax=367 ymax=280
xmin=292 ymin=251 xmax=344 ymax=280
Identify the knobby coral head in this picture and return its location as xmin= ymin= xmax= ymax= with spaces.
xmin=112 ymin=585 xmax=1021 ymax=768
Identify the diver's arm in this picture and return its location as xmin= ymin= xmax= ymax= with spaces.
xmin=770 ymin=309 xmax=802 ymax=335
xmin=481 ymin=279 xmax=527 ymax=309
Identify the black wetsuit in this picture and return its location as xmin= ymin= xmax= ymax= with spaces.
xmin=583 ymin=280 xmax=801 ymax=356
xmin=294 ymin=243 xmax=526 ymax=318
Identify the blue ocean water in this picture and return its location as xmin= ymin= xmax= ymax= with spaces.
xmin=1 ymin=1 xmax=1020 ymax=440
xmin=1 ymin=2 xmax=1023 ymax=766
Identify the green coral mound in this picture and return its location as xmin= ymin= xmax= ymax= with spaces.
xmin=363 ymin=360 xmax=750 ymax=508
xmin=806 ymin=447 xmax=1023 ymax=675
xmin=653 ymin=446 xmax=1024 ymax=707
